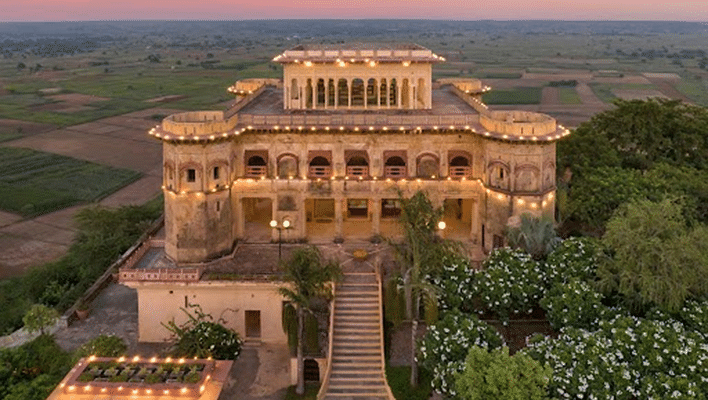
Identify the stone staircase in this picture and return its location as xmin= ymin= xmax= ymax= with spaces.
xmin=319 ymin=272 xmax=394 ymax=400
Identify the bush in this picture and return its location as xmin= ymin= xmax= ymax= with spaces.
xmin=386 ymin=365 xmax=433 ymax=400
xmin=22 ymin=304 xmax=59 ymax=335
xmin=540 ymin=279 xmax=617 ymax=330
xmin=164 ymin=306 xmax=242 ymax=360
xmin=74 ymin=335 xmax=127 ymax=359
xmin=544 ymin=237 xmax=599 ymax=285
xmin=418 ymin=309 xmax=504 ymax=397
xmin=455 ymin=346 xmax=552 ymax=400
xmin=525 ymin=315 xmax=708 ymax=399
xmin=0 ymin=335 xmax=71 ymax=400
xmin=473 ymin=248 xmax=546 ymax=322
xmin=426 ymin=255 xmax=476 ymax=313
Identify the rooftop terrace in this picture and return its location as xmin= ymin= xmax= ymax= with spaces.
xmin=273 ymin=42 xmax=444 ymax=63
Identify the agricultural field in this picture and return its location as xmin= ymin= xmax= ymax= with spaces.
xmin=0 ymin=147 xmax=141 ymax=217
xmin=482 ymin=86 xmax=542 ymax=105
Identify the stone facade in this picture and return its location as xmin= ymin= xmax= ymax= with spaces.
xmin=150 ymin=43 xmax=566 ymax=264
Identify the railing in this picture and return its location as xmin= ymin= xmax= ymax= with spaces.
xmin=449 ymin=166 xmax=472 ymax=178
xmin=376 ymin=266 xmax=396 ymax=400
xmin=238 ymin=113 xmax=479 ymax=129
xmin=119 ymin=267 xmax=202 ymax=282
xmin=316 ymin=283 xmax=337 ymax=400
xmin=384 ymin=166 xmax=406 ymax=178
xmin=309 ymin=165 xmax=332 ymax=178
xmin=346 ymin=165 xmax=368 ymax=178
xmin=245 ymin=166 xmax=267 ymax=177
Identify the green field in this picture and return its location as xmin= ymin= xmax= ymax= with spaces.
xmin=0 ymin=147 xmax=141 ymax=217
xmin=675 ymin=76 xmax=708 ymax=107
xmin=559 ymin=87 xmax=583 ymax=104
xmin=482 ymin=87 xmax=542 ymax=105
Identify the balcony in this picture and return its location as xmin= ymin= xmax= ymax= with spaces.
xmin=246 ymin=165 xmax=267 ymax=178
xmin=449 ymin=166 xmax=472 ymax=178
xmin=384 ymin=166 xmax=407 ymax=179
xmin=346 ymin=166 xmax=369 ymax=178
xmin=309 ymin=165 xmax=332 ymax=178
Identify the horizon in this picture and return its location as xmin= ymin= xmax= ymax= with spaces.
xmin=2 ymin=0 xmax=707 ymax=23
xmin=1 ymin=18 xmax=708 ymax=23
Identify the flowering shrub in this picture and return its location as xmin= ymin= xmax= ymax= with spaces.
xmin=164 ymin=305 xmax=242 ymax=360
xmin=474 ymin=248 xmax=546 ymax=322
xmin=427 ymin=256 xmax=476 ymax=313
xmin=544 ymin=236 xmax=599 ymax=285
xmin=540 ymin=279 xmax=618 ymax=330
xmin=678 ymin=300 xmax=708 ymax=336
xmin=418 ymin=309 xmax=504 ymax=397
xmin=524 ymin=315 xmax=708 ymax=399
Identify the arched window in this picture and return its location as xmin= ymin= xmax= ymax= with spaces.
xmin=488 ymin=162 xmax=510 ymax=190
xmin=316 ymin=78 xmax=325 ymax=107
xmin=291 ymin=78 xmax=299 ymax=100
xmin=389 ymin=79 xmax=398 ymax=106
xmin=246 ymin=155 xmax=267 ymax=177
xmin=416 ymin=153 xmax=439 ymax=178
xmin=277 ymin=155 xmax=298 ymax=179
xmin=346 ymin=156 xmax=369 ymax=178
xmin=379 ymin=78 xmax=388 ymax=106
xmin=337 ymin=79 xmax=348 ymax=107
xmin=367 ymin=78 xmax=377 ymax=106
xmin=309 ymin=156 xmax=331 ymax=178
xmin=351 ymin=78 xmax=364 ymax=107
xmin=384 ymin=156 xmax=406 ymax=178
xmin=449 ymin=155 xmax=471 ymax=178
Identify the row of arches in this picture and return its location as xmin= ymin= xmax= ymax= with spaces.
xmin=287 ymin=76 xmax=427 ymax=109
xmin=488 ymin=161 xmax=555 ymax=192
xmin=244 ymin=151 xmax=472 ymax=180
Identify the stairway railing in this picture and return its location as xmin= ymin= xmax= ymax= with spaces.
xmin=316 ymin=283 xmax=336 ymax=400
xmin=376 ymin=273 xmax=397 ymax=400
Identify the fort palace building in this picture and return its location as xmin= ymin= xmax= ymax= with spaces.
xmin=119 ymin=44 xmax=566 ymax=391
xmin=149 ymin=43 xmax=565 ymax=264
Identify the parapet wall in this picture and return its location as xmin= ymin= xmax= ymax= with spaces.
xmin=480 ymin=111 xmax=556 ymax=137
xmin=163 ymin=111 xmax=234 ymax=136
xmin=438 ymin=78 xmax=483 ymax=92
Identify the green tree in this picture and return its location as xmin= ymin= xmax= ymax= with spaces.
xmin=22 ymin=304 xmax=59 ymax=335
xmin=559 ymin=98 xmax=708 ymax=172
xmin=163 ymin=304 xmax=242 ymax=360
xmin=455 ymin=346 xmax=551 ymax=400
xmin=389 ymin=190 xmax=448 ymax=387
xmin=505 ymin=213 xmax=561 ymax=260
xmin=597 ymin=198 xmax=708 ymax=312
xmin=279 ymin=246 xmax=340 ymax=395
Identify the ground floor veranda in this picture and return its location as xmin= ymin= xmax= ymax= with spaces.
xmin=238 ymin=195 xmax=483 ymax=245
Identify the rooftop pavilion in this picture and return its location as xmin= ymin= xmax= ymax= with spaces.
xmin=272 ymin=42 xmax=446 ymax=64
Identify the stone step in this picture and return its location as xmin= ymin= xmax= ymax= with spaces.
xmin=333 ymin=344 xmax=381 ymax=351
xmin=328 ymin=386 xmax=388 ymax=393
xmin=330 ymin=363 xmax=381 ymax=370
xmin=330 ymin=379 xmax=387 ymax=386
xmin=335 ymin=305 xmax=379 ymax=311
xmin=324 ymin=394 xmax=388 ymax=400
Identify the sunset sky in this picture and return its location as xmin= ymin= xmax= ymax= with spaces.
xmin=1 ymin=0 xmax=707 ymax=22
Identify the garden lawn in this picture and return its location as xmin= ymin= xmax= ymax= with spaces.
xmin=558 ymin=87 xmax=582 ymax=104
xmin=482 ymin=87 xmax=542 ymax=105
xmin=0 ymin=147 xmax=141 ymax=217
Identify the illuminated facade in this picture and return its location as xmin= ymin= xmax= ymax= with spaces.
xmin=149 ymin=43 xmax=565 ymax=264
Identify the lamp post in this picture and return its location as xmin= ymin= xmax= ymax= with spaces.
xmin=270 ymin=218 xmax=291 ymax=264
xmin=437 ymin=220 xmax=446 ymax=239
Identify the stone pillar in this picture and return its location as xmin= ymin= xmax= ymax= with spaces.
xmin=334 ymin=78 xmax=338 ymax=108
xmin=347 ymin=79 xmax=352 ymax=109
xmin=271 ymin=197 xmax=279 ymax=241
xmin=364 ymin=78 xmax=368 ymax=109
xmin=235 ymin=196 xmax=245 ymax=239
xmin=377 ymin=78 xmax=381 ymax=107
xmin=386 ymin=79 xmax=390 ymax=108
xmin=397 ymin=78 xmax=402 ymax=109
xmin=299 ymin=194 xmax=307 ymax=240
xmin=371 ymin=198 xmax=381 ymax=236
xmin=334 ymin=197 xmax=343 ymax=238
xmin=471 ymin=200 xmax=479 ymax=243
xmin=324 ymin=79 xmax=329 ymax=109
xmin=311 ymin=80 xmax=317 ymax=110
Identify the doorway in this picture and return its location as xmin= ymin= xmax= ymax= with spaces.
xmin=245 ymin=310 xmax=261 ymax=338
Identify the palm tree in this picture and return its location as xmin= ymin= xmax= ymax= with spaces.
xmin=279 ymin=246 xmax=341 ymax=395
xmin=505 ymin=213 xmax=561 ymax=260
xmin=389 ymin=191 xmax=446 ymax=387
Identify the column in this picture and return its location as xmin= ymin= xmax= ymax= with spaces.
xmin=299 ymin=194 xmax=307 ymax=240
xmin=324 ymin=78 xmax=329 ymax=109
xmin=397 ymin=78 xmax=402 ymax=109
xmin=371 ymin=198 xmax=380 ymax=236
xmin=386 ymin=79 xmax=390 ymax=108
xmin=334 ymin=78 xmax=338 ymax=108
xmin=235 ymin=197 xmax=245 ymax=239
xmin=334 ymin=197 xmax=343 ymax=238
xmin=347 ymin=79 xmax=352 ymax=109
xmin=364 ymin=78 xmax=368 ymax=109
xmin=377 ymin=78 xmax=381 ymax=107
xmin=311 ymin=79 xmax=317 ymax=110
xmin=471 ymin=200 xmax=480 ymax=244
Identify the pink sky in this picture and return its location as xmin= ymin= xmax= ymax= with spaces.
xmin=2 ymin=0 xmax=707 ymax=22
